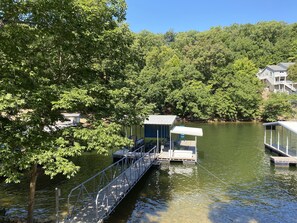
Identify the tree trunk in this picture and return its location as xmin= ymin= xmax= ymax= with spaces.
xmin=28 ymin=164 xmax=38 ymax=223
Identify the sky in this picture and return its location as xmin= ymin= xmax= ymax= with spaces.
xmin=125 ymin=0 xmax=297 ymax=33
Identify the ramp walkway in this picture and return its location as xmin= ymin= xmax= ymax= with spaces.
xmin=66 ymin=145 xmax=157 ymax=223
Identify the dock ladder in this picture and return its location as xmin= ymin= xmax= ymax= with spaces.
xmin=66 ymin=145 xmax=158 ymax=223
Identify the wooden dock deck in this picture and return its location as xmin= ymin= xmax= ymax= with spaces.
xmin=270 ymin=156 xmax=297 ymax=166
xmin=264 ymin=143 xmax=297 ymax=167
xmin=113 ymin=150 xmax=196 ymax=163
xmin=113 ymin=142 xmax=197 ymax=163
xmin=263 ymin=122 xmax=297 ymax=168
xmin=158 ymin=150 xmax=196 ymax=163
xmin=157 ymin=140 xmax=197 ymax=163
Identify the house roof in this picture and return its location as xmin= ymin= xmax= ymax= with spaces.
xmin=265 ymin=62 xmax=295 ymax=72
xmin=144 ymin=115 xmax=177 ymax=125
xmin=170 ymin=126 xmax=203 ymax=137
xmin=266 ymin=65 xmax=287 ymax=72
xmin=278 ymin=62 xmax=295 ymax=69
xmin=263 ymin=121 xmax=297 ymax=134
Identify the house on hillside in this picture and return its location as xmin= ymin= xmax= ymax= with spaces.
xmin=257 ymin=62 xmax=296 ymax=94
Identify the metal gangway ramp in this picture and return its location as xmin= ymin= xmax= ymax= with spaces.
xmin=66 ymin=146 xmax=158 ymax=223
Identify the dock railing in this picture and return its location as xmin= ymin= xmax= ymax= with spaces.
xmin=95 ymin=146 xmax=157 ymax=220
xmin=66 ymin=145 xmax=157 ymax=222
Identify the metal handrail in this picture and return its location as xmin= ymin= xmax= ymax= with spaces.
xmin=67 ymin=145 xmax=146 ymax=218
xmin=94 ymin=146 xmax=157 ymax=221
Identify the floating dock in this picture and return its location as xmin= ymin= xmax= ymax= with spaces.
xmin=263 ymin=121 xmax=297 ymax=167
xmin=270 ymin=156 xmax=297 ymax=166
xmin=113 ymin=140 xmax=198 ymax=163
xmin=157 ymin=140 xmax=197 ymax=163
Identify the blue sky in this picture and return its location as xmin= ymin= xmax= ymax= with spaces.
xmin=125 ymin=0 xmax=297 ymax=33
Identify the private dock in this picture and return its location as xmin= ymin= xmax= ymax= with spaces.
xmin=270 ymin=156 xmax=297 ymax=166
xmin=113 ymin=116 xmax=203 ymax=163
xmin=263 ymin=121 xmax=297 ymax=166
xmin=66 ymin=115 xmax=203 ymax=222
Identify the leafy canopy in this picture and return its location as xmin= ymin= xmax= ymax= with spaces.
xmin=0 ymin=0 xmax=151 ymax=184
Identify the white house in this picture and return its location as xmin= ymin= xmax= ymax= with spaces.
xmin=257 ymin=62 xmax=296 ymax=93
xmin=44 ymin=113 xmax=81 ymax=132
xmin=61 ymin=113 xmax=81 ymax=125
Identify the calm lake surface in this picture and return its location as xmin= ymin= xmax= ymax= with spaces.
xmin=1 ymin=123 xmax=297 ymax=222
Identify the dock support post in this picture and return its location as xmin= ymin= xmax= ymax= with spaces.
xmin=270 ymin=126 xmax=273 ymax=145
xmin=264 ymin=128 xmax=266 ymax=144
xmin=277 ymin=131 xmax=280 ymax=150
xmin=195 ymin=136 xmax=197 ymax=163
xmin=169 ymin=132 xmax=172 ymax=160
xmin=157 ymin=130 xmax=159 ymax=152
xmin=286 ymin=135 xmax=289 ymax=155
xmin=55 ymin=188 xmax=61 ymax=223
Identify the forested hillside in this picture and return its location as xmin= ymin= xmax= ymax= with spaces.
xmin=128 ymin=22 xmax=297 ymax=121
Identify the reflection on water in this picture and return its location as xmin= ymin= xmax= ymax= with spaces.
xmin=1 ymin=123 xmax=297 ymax=222
xmin=0 ymin=152 xmax=113 ymax=219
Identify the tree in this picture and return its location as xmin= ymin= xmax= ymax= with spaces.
xmin=288 ymin=62 xmax=297 ymax=82
xmin=227 ymin=58 xmax=263 ymax=120
xmin=164 ymin=28 xmax=176 ymax=44
xmin=0 ymin=0 xmax=151 ymax=222
xmin=262 ymin=93 xmax=294 ymax=122
xmin=184 ymin=40 xmax=234 ymax=80
xmin=137 ymin=46 xmax=183 ymax=113
xmin=212 ymin=90 xmax=237 ymax=121
xmin=207 ymin=58 xmax=262 ymax=120
xmin=167 ymin=81 xmax=213 ymax=120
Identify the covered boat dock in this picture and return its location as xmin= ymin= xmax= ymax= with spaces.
xmin=158 ymin=126 xmax=203 ymax=163
xmin=113 ymin=115 xmax=203 ymax=163
xmin=263 ymin=121 xmax=297 ymax=166
xmin=143 ymin=114 xmax=177 ymax=149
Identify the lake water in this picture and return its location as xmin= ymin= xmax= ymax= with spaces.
xmin=1 ymin=123 xmax=297 ymax=222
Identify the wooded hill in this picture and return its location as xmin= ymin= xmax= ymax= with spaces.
xmin=129 ymin=22 xmax=297 ymax=121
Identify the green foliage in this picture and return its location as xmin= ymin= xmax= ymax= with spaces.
xmin=288 ymin=62 xmax=297 ymax=82
xmin=185 ymin=40 xmax=234 ymax=80
xmin=0 ymin=1 xmax=156 ymax=219
xmin=167 ymin=81 xmax=213 ymax=120
xmin=133 ymin=22 xmax=297 ymax=121
xmin=262 ymin=93 xmax=294 ymax=122
xmin=164 ymin=29 xmax=176 ymax=44
xmin=212 ymin=90 xmax=237 ymax=120
xmin=136 ymin=46 xmax=183 ymax=113
xmin=227 ymin=58 xmax=262 ymax=120
xmin=0 ymin=0 xmax=151 ymax=184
